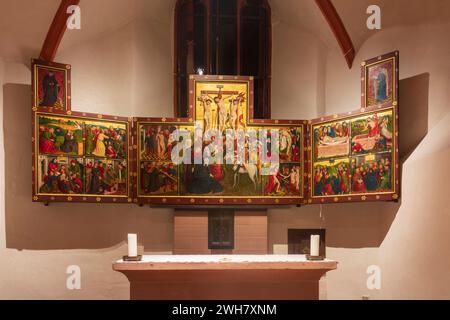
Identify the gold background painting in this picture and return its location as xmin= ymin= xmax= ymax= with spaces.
xmin=195 ymin=81 xmax=249 ymax=130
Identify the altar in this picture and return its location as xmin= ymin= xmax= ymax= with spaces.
xmin=113 ymin=255 xmax=337 ymax=300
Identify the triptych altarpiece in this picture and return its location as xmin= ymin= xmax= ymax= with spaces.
xmin=31 ymin=51 xmax=400 ymax=206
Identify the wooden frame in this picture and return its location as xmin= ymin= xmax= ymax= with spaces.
xmin=173 ymin=0 xmax=272 ymax=119
xmin=134 ymin=75 xmax=307 ymax=206
xmin=32 ymin=59 xmax=71 ymax=111
xmin=31 ymin=51 xmax=400 ymax=206
xmin=32 ymin=107 xmax=134 ymax=203
xmin=308 ymin=105 xmax=399 ymax=204
xmin=361 ymin=51 xmax=399 ymax=110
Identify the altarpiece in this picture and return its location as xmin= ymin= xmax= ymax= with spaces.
xmin=31 ymin=51 xmax=400 ymax=206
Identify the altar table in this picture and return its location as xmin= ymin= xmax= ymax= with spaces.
xmin=113 ymin=255 xmax=337 ymax=300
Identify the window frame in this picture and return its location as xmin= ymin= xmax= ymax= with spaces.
xmin=174 ymin=0 xmax=272 ymax=119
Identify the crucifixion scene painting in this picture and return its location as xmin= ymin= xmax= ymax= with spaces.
xmin=137 ymin=78 xmax=304 ymax=200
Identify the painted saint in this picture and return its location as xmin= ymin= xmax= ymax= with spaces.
xmin=39 ymin=71 xmax=60 ymax=107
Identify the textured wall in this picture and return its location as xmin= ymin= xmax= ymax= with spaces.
xmin=1 ymin=4 xmax=449 ymax=300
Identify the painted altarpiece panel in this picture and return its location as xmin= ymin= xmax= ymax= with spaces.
xmin=31 ymin=51 xmax=400 ymax=206
xmin=32 ymin=108 xmax=133 ymax=203
xmin=134 ymin=75 xmax=308 ymax=206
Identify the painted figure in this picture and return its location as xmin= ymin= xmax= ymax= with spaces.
xmin=92 ymin=129 xmax=109 ymax=157
xmin=187 ymin=159 xmax=223 ymax=194
xmin=39 ymin=127 xmax=59 ymax=154
xmin=39 ymin=71 xmax=60 ymax=107
xmin=374 ymin=67 xmax=388 ymax=102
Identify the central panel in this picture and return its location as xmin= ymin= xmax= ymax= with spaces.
xmin=135 ymin=75 xmax=306 ymax=206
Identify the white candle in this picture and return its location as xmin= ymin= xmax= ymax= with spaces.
xmin=310 ymin=235 xmax=320 ymax=257
xmin=127 ymin=234 xmax=138 ymax=257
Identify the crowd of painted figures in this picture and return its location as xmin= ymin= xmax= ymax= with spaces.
xmin=37 ymin=115 xmax=128 ymax=196
xmin=313 ymin=109 xmax=394 ymax=197
xmin=314 ymin=156 xmax=392 ymax=196
xmin=39 ymin=157 xmax=127 ymax=195
xmin=39 ymin=158 xmax=84 ymax=194
xmin=139 ymin=124 xmax=303 ymax=197
xmin=85 ymin=125 xmax=127 ymax=159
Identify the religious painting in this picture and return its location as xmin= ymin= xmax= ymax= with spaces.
xmin=37 ymin=155 xmax=84 ymax=195
xmin=38 ymin=115 xmax=83 ymax=156
xmin=263 ymin=163 xmax=302 ymax=197
xmin=350 ymin=153 xmax=393 ymax=194
xmin=363 ymin=52 xmax=398 ymax=109
xmin=310 ymin=103 xmax=398 ymax=203
xmin=280 ymin=127 xmax=302 ymax=163
xmin=85 ymin=120 xmax=128 ymax=159
xmin=32 ymin=60 xmax=71 ymax=110
xmin=179 ymin=164 xmax=224 ymax=196
xmin=192 ymin=77 xmax=250 ymax=132
xmin=351 ymin=110 xmax=393 ymax=156
xmin=262 ymin=127 xmax=302 ymax=163
xmin=139 ymin=124 xmax=179 ymax=161
xmin=312 ymin=120 xmax=350 ymax=161
xmin=313 ymin=158 xmax=351 ymax=197
xmin=135 ymin=85 xmax=306 ymax=204
xmin=224 ymin=164 xmax=262 ymax=196
xmin=33 ymin=111 xmax=131 ymax=203
xmin=84 ymin=158 xmax=128 ymax=196
xmin=139 ymin=162 xmax=178 ymax=196
xmin=179 ymin=164 xmax=262 ymax=197
xmin=31 ymin=53 xmax=401 ymax=206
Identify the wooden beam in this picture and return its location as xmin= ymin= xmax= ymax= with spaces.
xmin=315 ymin=0 xmax=355 ymax=69
xmin=39 ymin=0 xmax=80 ymax=62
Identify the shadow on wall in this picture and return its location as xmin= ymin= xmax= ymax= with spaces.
xmin=3 ymin=84 xmax=174 ymax=251
xmin=398 ymin=73 xmax=429 ymax=162
xmin=376 ymin=73 xmax=429 ymax=242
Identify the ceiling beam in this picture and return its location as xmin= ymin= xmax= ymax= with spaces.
xmin=315 ymin=0 xmax=355 ymax=68
xmin=39 ymin=0 xmax=80 ymax=61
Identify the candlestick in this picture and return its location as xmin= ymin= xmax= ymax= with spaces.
xmin=310 ymin=234 xmax=320 ymax=257
xmin=127 ymin=234 xmax=137 ymax=257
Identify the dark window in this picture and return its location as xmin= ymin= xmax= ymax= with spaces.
xmin=174 ymin=0 xmax=272 ymax=119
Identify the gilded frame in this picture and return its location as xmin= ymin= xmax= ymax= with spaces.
xmin=32 ymin=59 xmax=71 ymax=111
xmin=133 ymin=75 xmax=308 ymax=206
xmin=309 ymin=105 xmax=399 ymax=204
xmin=361 ymin=51 xmax=399 ymax=110
xmin=30 ymin=51 xmax=400 ymax=207
xmin=32 ymin=107 xmax=134 ymax=203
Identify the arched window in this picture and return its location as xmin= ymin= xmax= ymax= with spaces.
xmin=174 ymin=0 xmax=271 ymax=119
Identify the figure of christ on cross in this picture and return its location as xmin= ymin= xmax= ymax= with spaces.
xmin=198 ymin=86 xmax=246 ymax=133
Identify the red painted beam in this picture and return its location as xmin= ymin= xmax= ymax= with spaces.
xmin=39 ymin=0 xmax=80 ymax=62
xmin=315 ymin=0 xmax=355 ymax=69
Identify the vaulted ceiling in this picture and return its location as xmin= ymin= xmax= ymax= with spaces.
xmin=0 ymin=0 xmax=449 ymax=63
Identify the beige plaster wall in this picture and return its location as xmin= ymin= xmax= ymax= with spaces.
xmin=271 ymin=19 xmax=327 ymax=119
xmin=268 ymin=22 xmax=450 ymax=300
xmin=1 ymin=5 xmax=449 ymax=301
xmin=321 ymin=22 xmax=450 ymax=299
